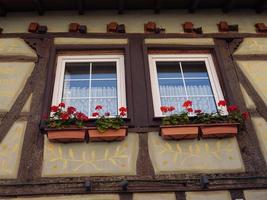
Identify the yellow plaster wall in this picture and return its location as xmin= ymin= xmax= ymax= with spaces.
xmin=54 ymin=38 xmax=128 ymax=45
xmin=1 ymin=10 xmax=266 ymax=33
xmin=235 ymin=38 xmax=267 ymax=55
xmin=244 ymin=190 xmax=267 ymax=200
xmin=186 ymin=191 xmax=231 ymax=200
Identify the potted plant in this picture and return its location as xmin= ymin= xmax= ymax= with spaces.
xmin=44 ymin=102 xmax=89 ymax=143
xmin=88 ymin=105 xmax=128 ymax=142
xmin=198 ymin=100 xmax=249 ymax=138
xmin=160 ymin=100 xmax=199 ymax=140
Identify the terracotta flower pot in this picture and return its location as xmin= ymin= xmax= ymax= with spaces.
xmin=47 ymin=129 xmax=86 ymax=143
xmin=200 ymin=123 xmax=239 ymax=139
xmin=160 ymin=125 xmax=199 ymax=140
xmin=89 ymin=127 xmax=127 ymax=142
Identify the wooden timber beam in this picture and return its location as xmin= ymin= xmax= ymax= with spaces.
xmin=0 ymin=1 xmax=6 ymax=16
xmin=188 ymin=0 xmax=200 ymax=13
xmin=154 ymin=0 xmax=161 ymax=14
xmin=222 ymin=0 xmax=235 ymax=13
xmin=256 ymin=0 xmax=267 ymax=13
xmin=118 ymin=0 xmax=124 ymax=14
xmin=78 ymin=0 xmax=85 ymax=15
xmin=32 ymin=0 xmax=45 ymax=16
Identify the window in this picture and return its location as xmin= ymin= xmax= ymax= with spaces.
xmin=148 ymin=54 xmax=226 ymax=116
xmin=52 ymin=55 xmax=126 ymax=117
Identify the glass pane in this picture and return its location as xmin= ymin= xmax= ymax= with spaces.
xmin=158 ymin=79 xmax=186 ymax=96
xmin=92 ymin=62 xmax=117 ymax=79
xmin=189 ymin=96 xmax=217 ymax=113
xmin=91 ymin=80 xmax=117 ymax=97
xmin=63 ymin=80 xmax=89 ymax=98
xmin=185 ymin=79 xmax=213 ymax=96
xmin=156 ymin=61 xmax=182 ymax=78
xmin=65 ymin=62 xmax=90 ymax=79
xmin=160 ymin=97 xmax=187 ymax=113
xmin=181 ymin=61 xmax=209 ymax=78
xmin=62 ymin=98 xmax=90 ymax=116
xmin=90 ymin=98 xmax=118 ymax=116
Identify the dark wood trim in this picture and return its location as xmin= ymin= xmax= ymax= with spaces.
xmin=256 ymin=0 xmax=267 ymax=13
xmin=32 ymin=0 xmax=45 ymax=16
xmin=214 ymin=38 xmax=267 ymax=173
xmin=120 ymin=193 xmax=132 ymax=200
xmin=175 ymin=192 xmax=186 ymax=200
xmin=235 ymin=63 xmax=267 ymax=121
xmin=18 ymin=38 xmax=53 ymax=181
xmin=78 ymin=0 xmax=85 ymax=15
xmin=0 ymin=2 xmax=6 ymax=16
xmin=0 ymin=56 xmax=38 ymax=62
xmin=234 ymin=54 xmax=267 ymax=60
xmin=230 ymin=190 xmax=245 ymax=200
xmin=154 ymin=0 xmax=161 ymax=14
xmin=118 ymin=0 xmax=125 ymax=14
xmin=188 ymin=0 xmax=200 ymax=13
xmin=222 ymin=0 xmax=236 ymax=13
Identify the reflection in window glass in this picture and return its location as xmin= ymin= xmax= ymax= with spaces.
xmin=156 ymin=61 xmax=217 ymax=113
xmin=62 ymin=62 xmax=118 ymax=116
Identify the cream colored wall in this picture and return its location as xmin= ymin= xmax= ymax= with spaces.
xmin=1 ymin=10 xmax=267 ymax=33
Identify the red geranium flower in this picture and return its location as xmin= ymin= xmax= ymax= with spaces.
xmin=194 ymin=109 xmax=202 ymax=114
xmin=187 ymin=108 xmax=193 ymax=113
xmin=105 ymin=112 xmax=110 ymax=116
xmin=120 ymin=111 xmax=126 ymax=116
xmin=183 ymin=100 xmax=192 ymax=108
xmin=227 ymin=105 xmax=238 ymax=112
xmin=60 ymin=112 xmax=69 ymax=121
xmin=95 ymin=105 xmax=103 ymax=110
xmin=242 ymin=112 xmax=250 ymax=120
xmin=160 ymin=106 xmax=168 ymax=113
xmin=218 ymin=100 xmax=227 ymax=107
xmin=119 ymin=107 xmax=127 ymax=113
xmin=67 ymin=106 xmax=76 ymax=114
xmin=58 ymin=102 xmax=65 ymax=108
xmin=50 ymin=106 xmax=58 ymax=112
xmin=168 ymin=106 xmax=175 ymax=112
xmin=76 ymin=112 xmax=89 ymax=121
xmin=92 ymin=112 xmax=99 ymax=117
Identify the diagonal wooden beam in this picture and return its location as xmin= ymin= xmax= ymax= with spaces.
xmin=256 ymin=0 xmax=267 ymax=13
xmin=32 ymin=0 xmax=45 ymax=16
xmin=188 ymin=0 xmax=200 ymax=13
xmin=154 ymin=0 xmax=161 ymax=14
xmin=0 ymin=2 xmax=7 ymax=16
xmin=222 ymin=0 xmax=235 ymax=13
xmin=118 ymin=0 xmax=124 ymax=14
xmin=78 ymin=0 xmax=85 ymax=15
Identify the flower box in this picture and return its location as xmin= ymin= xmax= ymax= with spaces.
xmin=160 ymin=125 xmax=199 ymax=140
xmin=46 ymin=128 xmax=86 ymax=143
xmin=88 ymin=126 xmax=128 ymax=142
xmin=200 ymin=123 xmax=239 ymax=139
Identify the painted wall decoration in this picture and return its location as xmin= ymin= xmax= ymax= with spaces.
xmin=0 ymin=62 xmax=35 ymax=112
xmin=42 ymin=134 xmax=138 ymax=177
xmin=148 ymin=132 xmax=244 ymax=174
xmin=0 ymin=121 xmax=27 ymax=179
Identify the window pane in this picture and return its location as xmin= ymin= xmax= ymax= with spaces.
xmin=161 ymin=97 xmax=187 ymax=113
xmin=189 ymin=96 xmax=217 ymax=113
xmin=63 ymin=80 xmax=89 ymax=98
xmin=91 ymin=80 xmax=117 ymax=97
xmin=156 ymin=61 xmax=182 ymax=78
xmin=181 ymin=61 xmax=209 ymax=78
xmin=65 ymin=62 xmax=90 ymax=79
xmin=90 ymin=98 xmax=118 ymax=116
xmin=62 ymin=98 xmax=90 ymax=116
xmin=184 ymin=79 xmax=214 ymax=96
xmin=92 ymin=62 xmax=116 ymax=79
xmin=158 ymin=79 xmax=186 ymax=96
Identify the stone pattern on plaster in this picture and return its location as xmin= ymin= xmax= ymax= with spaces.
xmin=0 ymin=62 xmax=35 ymax=112
xmin=237 ymin=61 xmax=267 ymax=105
xmin=235 ymin=38 xmax=267 ymax=55
xmin=148 ymin=132 xmax=244 ymax=174
xmin=145 ymin=38 xmax=214 ymax=45
xmin=0 ymin=38 xmax=37 ymax=57
xmin=54 ymin=38 xmax=128 ymax=45
xmin=133 ymin=192 xmax=176 ymax=200
xmin=42 ymin=134 xmax=138 ymax=177
xmin=0 ymin=121 xmax=27 ymax=179
xmin=244 ymin=190 xmax=267 ymax=200
xmin=186 ymin=191 xmax=231 ymax=200
xmin=251 ymin=117 xmax=267 ymax=164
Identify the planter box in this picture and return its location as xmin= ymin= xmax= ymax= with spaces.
xmin=46 ymin=128 xmax=86 ymax=143
xmin=200 ymin=123 xmax=239 ymax=138
xmin=88 ymin=127 xmax=128 ymax=142
xmin=160 ymin=125 xmax=199 ymax=140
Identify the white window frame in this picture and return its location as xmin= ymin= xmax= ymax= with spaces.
xmin=52 ymin=54 xmax=126 ymax=117
xmin=148 ymin=53 xmax=227 ymax=117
